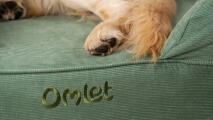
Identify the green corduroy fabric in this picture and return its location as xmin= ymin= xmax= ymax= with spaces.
xmin=0 ymin=0 xmax=213 ymax=120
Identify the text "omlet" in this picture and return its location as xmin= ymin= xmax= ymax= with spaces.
xmin=42 ymin=81 xmax=113 ymax=108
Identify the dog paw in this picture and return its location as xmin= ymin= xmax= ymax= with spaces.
xmin=84 ymin=22 xmax=125 ymax=56
xmin=88 ymin=38 xmax=118 ymax=56
xmin=0 ymin=1 xmax=25 ymax=20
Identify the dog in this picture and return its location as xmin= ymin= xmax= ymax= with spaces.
xmin=0 ymin=0 xmax=176 ymax=61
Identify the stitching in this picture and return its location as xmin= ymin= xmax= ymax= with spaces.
xmin=0 ymin=59 xmax=212 ymax=74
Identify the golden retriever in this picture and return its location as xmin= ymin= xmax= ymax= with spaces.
xmin=0 ymin=0 xmax=176 ymax=61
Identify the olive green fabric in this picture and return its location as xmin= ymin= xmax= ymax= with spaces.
xmin=0 ymin=0 xmax=213 ymax=120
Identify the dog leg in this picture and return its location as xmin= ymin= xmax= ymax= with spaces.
xmin=84 ymin=0 xmax=131 ymax=55
xmin=0 ymin=0 xmax=93 ymax=20
xmin=126 ymin=0 xmax=176 ymax=61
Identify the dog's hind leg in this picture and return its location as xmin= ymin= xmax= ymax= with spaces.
xmin=0 ymin=0 xmax=97 ymax=20
xmin=126 ymin=0 xmax=176 ymax=61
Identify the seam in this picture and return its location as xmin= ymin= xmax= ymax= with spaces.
xmin=0 ymin=59 xmax=212 ymax=74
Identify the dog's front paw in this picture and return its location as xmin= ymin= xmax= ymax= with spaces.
xmin=87 ymin=38 xmax=118 ymax=56
xmin=84 ymin=22 xmax=125 ymax=56
xmin=0 ymin=1 xmax=25 ymax=20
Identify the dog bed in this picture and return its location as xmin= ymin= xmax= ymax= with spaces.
xmin=0 ymin=0 xmax=213 ymax=119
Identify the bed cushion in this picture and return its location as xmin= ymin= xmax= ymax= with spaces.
xmin=0 ymin=0 xmax=213 ymax=120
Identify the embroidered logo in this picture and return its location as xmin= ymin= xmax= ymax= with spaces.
xmin=42 ymin=81 xmax=113 ymax=108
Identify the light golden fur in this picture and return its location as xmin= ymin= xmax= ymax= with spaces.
xmin=0 ymin=0 xmax=176 ymax=61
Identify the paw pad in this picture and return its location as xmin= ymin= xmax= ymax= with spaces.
xmin=105 ymin=38 xmax=117 ymax=47
xmin=0 ymin=1 xmax=24 ymax=20
xmin=95 ymin=45 xmax=109 ymax=53
xmin=89 ymin=38 xmax=118 ymax=56
xmin=5 ymin=1 xmax=17 ymax=9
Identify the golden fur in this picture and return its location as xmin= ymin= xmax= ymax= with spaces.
xmin=0 ymin=0 xmax=176 ymax=61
